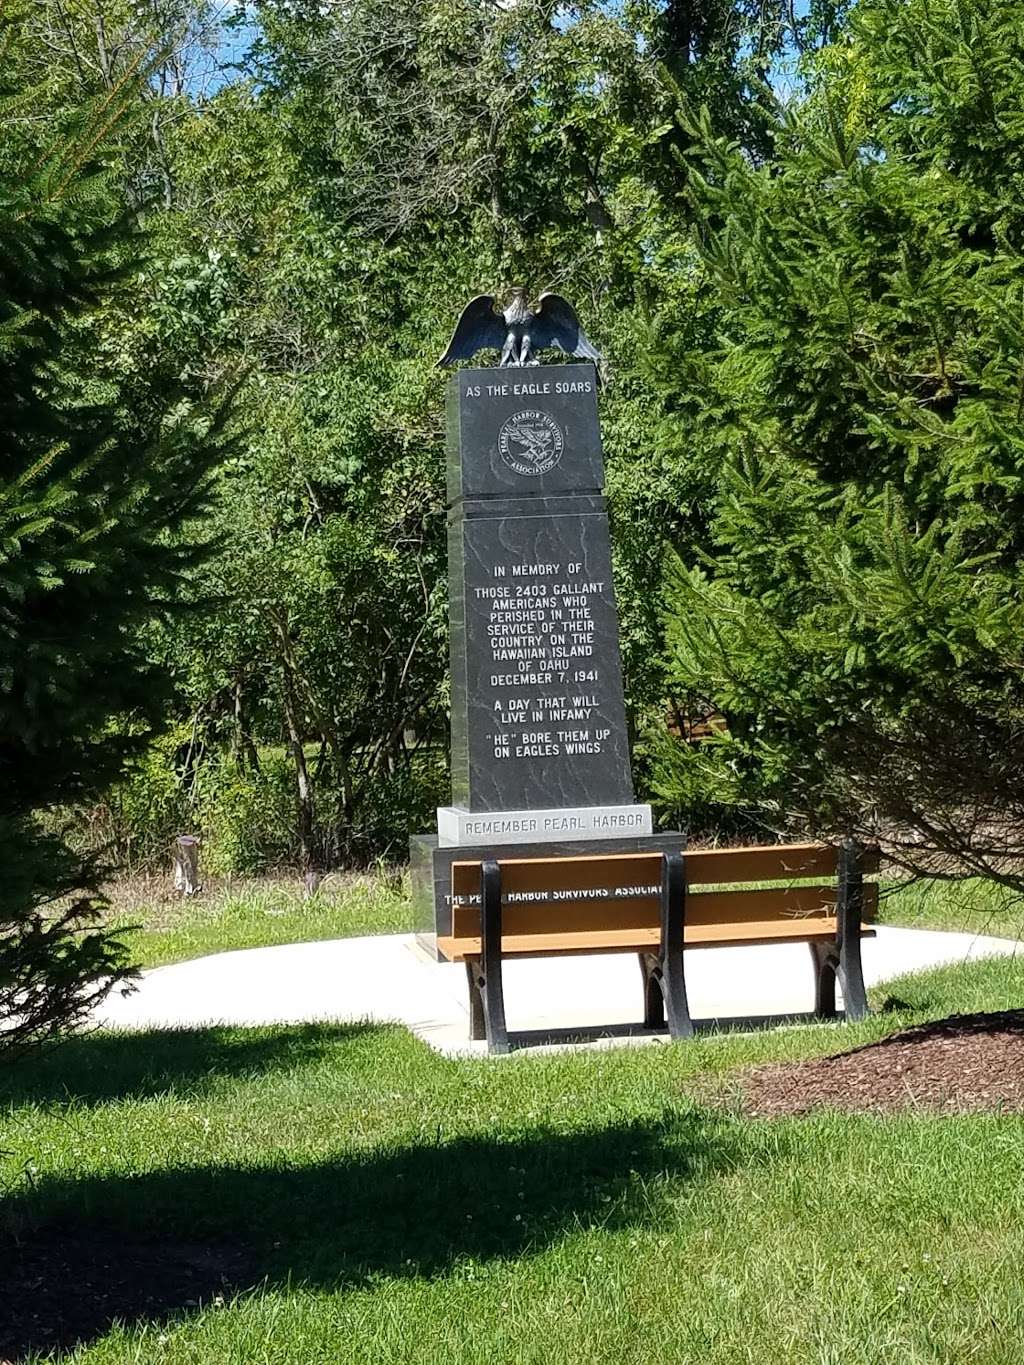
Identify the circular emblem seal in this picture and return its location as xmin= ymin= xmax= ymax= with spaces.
xmin=497 ymin=409 xmax=564 ymax=477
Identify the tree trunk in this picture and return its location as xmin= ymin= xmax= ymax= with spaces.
xmin=269 ymin=608 xmax=319 ymax=877
xmin=282 ymin=678 xmax=317 ymax=876
xmin=232 ymin=679 xmax=261 ymax=775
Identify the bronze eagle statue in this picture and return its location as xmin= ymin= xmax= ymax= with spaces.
xmin=438 ymin=288 xmax=601 ymax=368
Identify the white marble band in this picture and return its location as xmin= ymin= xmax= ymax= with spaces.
xmin=436 ymin=803 xmax=653 ymax=847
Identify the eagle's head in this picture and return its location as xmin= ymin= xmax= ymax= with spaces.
xmin=504 ymin=286 xmax=531 ymax=324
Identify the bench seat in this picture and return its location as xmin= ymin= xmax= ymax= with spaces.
xmin=443 ymin=841 xmax=879 ymax=1052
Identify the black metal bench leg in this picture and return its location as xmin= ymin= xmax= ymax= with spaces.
xmin=465 ymin=961 xmax=486 ymax=1040
xmin=659 ymin=851 xmax=693 ymax=1040
xmin=809 ymin=942 xmax=838 ymax=1018
xmin=639 ymin=952 xmax=665 ymax=1029
xmin=479 ymin=858 xmax=510 ymax=1054
xmin=837 ymin=840 xmax=869 ymax=1021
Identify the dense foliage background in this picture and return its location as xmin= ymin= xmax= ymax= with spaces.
xmin=16 ymin=0 xmax=796 ymax=877
xmin=6 ymin=0 xmax=1024 ymax=919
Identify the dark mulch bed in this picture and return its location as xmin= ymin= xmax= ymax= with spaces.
xmin=0 ymin=1229 xmax=257 ymax=1362
xmin=738 ymin=1011 xmax=1024 ymax=1118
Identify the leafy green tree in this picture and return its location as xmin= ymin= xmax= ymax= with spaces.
xmin=102 ymin=1 xmax=745 ymax=869
xmin=224 ymin=0 xmax=794 ymax=774
xmin=655 ymin=0 xmax=1024 ymax=879
xmin=20 ymin=0 xmax=805 ymax=872
xmin=0 ymin=41 xmax=232 ymax=1050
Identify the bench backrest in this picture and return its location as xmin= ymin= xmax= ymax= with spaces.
xmin=449 ymin=842 xmax=879 ymax=943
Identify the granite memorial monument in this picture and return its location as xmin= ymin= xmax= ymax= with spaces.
xmin=412 ymin=292 xmax=681 ymax=955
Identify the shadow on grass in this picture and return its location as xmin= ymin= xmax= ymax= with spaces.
xmin=0 ymin=1021 xmax=375 ymax=1108
xmin=1 ymin=1105 xmax=743 ymax=1359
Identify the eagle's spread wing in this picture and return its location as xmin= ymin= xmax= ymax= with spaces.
xmin=437 ymin=295 xmax=507 ymax=367
xmin=532 ymin=292 xmax=601 ymax=362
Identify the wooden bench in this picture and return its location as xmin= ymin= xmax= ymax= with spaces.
xmin=437 ymin=841 xmax=879 ymax=1053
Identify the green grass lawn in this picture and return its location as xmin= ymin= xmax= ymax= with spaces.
xmin=104 ymin=870 xmax=414 ymax=968
xmin=881 ymin=874 xmax=1024 ymax=941
xmin=3 ymin=952 xmax=1024 ymax=1364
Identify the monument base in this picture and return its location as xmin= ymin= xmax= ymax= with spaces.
xmin=436 ymin=803 xmax=652 ymax=847
xmin=410 ymin=830 xmax=685 ymax=960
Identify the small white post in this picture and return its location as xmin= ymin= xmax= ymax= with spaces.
xmin=173 ymin=835 xmax=201 ymax=896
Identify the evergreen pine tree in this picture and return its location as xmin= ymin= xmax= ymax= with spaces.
xmin=0 ymin=47 xmax=232 ymax=1052
xmin=655 ymin=0 xmax=1024 ymax=880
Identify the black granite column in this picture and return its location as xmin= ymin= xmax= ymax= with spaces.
xmin=446 ymin=363 xmax=635 ymax=813
xmin=411 ymin=360 xmax=675 ymax=958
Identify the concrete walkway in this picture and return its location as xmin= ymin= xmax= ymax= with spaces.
xmin=94 ymin=926 xmax=1020 ymax=1056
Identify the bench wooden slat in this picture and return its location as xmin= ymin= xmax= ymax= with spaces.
xmin=684 ymin=843 xmax=878 ymax=881
xmin=687 ymin=843 xmax=880 ymax=879
xmin=451 ymin=843 xmax=878 ymax=906
xmin=690 ymin=881 xmax=878 ymax=924
xmin=451 ymin=894 xmax=657 ymax=941
xmin=439 ymin=922 xmax=878 ymax=962
xmin=684 ymin=842 xmax=840 ymax=883
xmin=449 ymin=880 xmax=877 ymax=941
